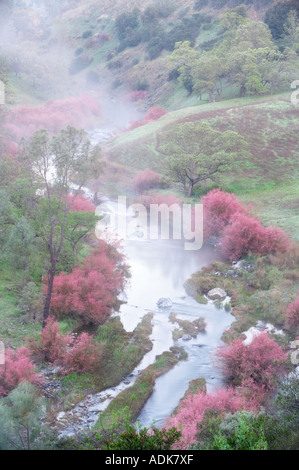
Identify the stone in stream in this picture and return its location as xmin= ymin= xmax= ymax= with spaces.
xmin=207 ymin=288 xmax=227 ymax=301
xmin=157 ymin=298 xmax=173 ymax=309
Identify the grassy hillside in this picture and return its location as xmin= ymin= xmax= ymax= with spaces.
xmin=100 ymin=92 xmax=299 ymax=240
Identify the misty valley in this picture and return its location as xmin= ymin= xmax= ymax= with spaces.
xmin=0 ymin=0 xmax=298 ymax=453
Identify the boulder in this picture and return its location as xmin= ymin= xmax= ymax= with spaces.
xmin=157 ymin=298 xmax=173 ymax=309
xmin=182 ymin=334 xmax=192 ymax=341
xmin=207 ymin=288 xmax=227 ymax=301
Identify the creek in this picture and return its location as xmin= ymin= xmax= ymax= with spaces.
xmin=52 ymin=126 xmax=235 ymax=438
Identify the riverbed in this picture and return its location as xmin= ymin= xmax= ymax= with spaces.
xmin=53 ymin=127 xmax=235 ymax=437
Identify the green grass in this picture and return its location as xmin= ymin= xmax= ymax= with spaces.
xmin=94 ymin=351 xmax=179 ymax=429
xmin=103 ymin=92 xmax=299 ymax=241
xmin=95 ymin=314 xmax=153 ymax=390
xmin=0 ymin=263 xmax=41 ymax=349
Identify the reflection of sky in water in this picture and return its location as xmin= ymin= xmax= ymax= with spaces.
xmin=119 ymin=236 xmax=224 ymax=330
xmin=114 ymin=229 xmax=234 ymax=428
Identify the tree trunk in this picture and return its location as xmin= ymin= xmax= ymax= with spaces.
xmin=42 ymin=265 xmax=56 ymax=328
xmin=186 ymin=182 xmax=193 ymax=198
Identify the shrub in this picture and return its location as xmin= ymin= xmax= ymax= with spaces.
xmin=167 ymin=387 xmax=246 ymax=449
xmin=220 ymin=213 xmax=290 ymax=261
xmin=28 ymin=317 xmax=72 ymax=363
xmin=137 ymin=192 xmax=182 ymax=209
xmin=217 ymin=332 xmax=288 ymax=405
xmin=127 ymin=107 xmax=167 ymax=130
xmin=6 ymin=94 xmax=101 ymax=142
xmin=67 ymin=193 xmax=96 ymax=212
xmin=49 ymin=241 xmax=128 ymax=324
xmin=133 ymin=168 xmax=161 ymax=193
xmin=62 ymin=333 xmax=103 ymax=374
xmin=285 ymin=298 xmax=299 ymax=328
xmin=0 ymin=347 xmax=43 ymax=397
xmin=201 ymin=189 xmax=246 ymax=238
xmin=103 ymin=423 xmax=182 ymax=450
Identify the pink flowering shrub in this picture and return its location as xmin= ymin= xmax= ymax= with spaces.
xmin=285 ymin=298 xmax=299 ymax=328
xmin=133 ymin=168 xmax=161 ymax=193
xmin=137 ymin=192 xmax=182 ymax=209
xmin=127 ymin=107 xmax=167 ymax=130
xmin=0 ymin=346 xmax=43 ymax=396
xmin=62 ymin=332 xmax=102 ymax=374
xmin=28 ymin=317 xmax=72 ymax=363
xmin=216 ymin=332 xmax=288 ymax=404
xmin=6 ymin=93 xmax=101 ymax=142
xmin=167 ymin=387 xmax=246 ymax=449
xmin=48 ymin=241 xmax=128 ymax=324
xmin=201 ymin=189 xmax=246 ymax=238
xmin=220 ymin=213 xmax=291 ymax=261
xmin=67 ymin=193 xmax=96 ymax=212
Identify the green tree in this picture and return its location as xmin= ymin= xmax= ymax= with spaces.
xmin=158 ymin=121 xmax=248 ymax=197
xmin=0 ymin=382 xmax=45 ymax=450
xmin=4 ymin=217 xmax=36 ymax=287
xmin=167 ymin=41 xmax=199 ymax=93
xmin=202 ymin=411 xmax=268 ymax=450
xmin=19 ymin=126 xmax=102 ymax=327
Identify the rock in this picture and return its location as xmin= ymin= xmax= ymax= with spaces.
xmin=207 ymin=288 xmax=227 ymax=301
xmin=157 ymin=298 xmax=173 ymax=309
xmin=182 ymin=334 xmax=192 ymax=341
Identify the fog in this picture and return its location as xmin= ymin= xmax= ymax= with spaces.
xmin=0 ymin=0 xmax=144 ymax=140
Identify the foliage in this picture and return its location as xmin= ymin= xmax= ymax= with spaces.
xmin=0 ymin=346 xmax=43 ymax=397
xmin=103 ymin=423 xmax=182 ymax=450
xmin=67 ymin=193 xmax=96 ymax=212
xmin=220 ymin=213 xmax=291 ymax=260
xmin=198 ymin=410 xmax=268 ymax=450
xmin=265 ymin=0 xmax=299 ymax=39
xmin=62 ymin=332 xmax=103 ymax=375
xmin=49 ymin=241 xmax=128 ymax=325
xmin=133 ymin=168 xmax=161 ymax=193
xmin=216 ymin=332 xmax=288 ymax=404
xmin=158 ymin=121 xmax=248 ymax=197
xmin=0 ymin=381 xmax=47 ymax=450
xmin=167 ymin=387 xmax=247 ymax=448
xmin=285 ymin=298 xmax=299 ymax=328
xmin=27 ymin=316 xmax=71 ymax=363
xmin=7 ymin=94 xmax=102 ymax=142
xmin=128 ymin=107 xmax=167 ymax=131
xmin=19 ymin=126 xmax=102 ymax=325
xmin=201 ymin=189 xmax=246 ymax=238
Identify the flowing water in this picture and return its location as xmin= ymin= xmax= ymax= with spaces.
xmin=52 ymin=127 xmax=235 ymax=437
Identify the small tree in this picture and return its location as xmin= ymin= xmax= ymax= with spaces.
xmin=0 ymin=381 xmax=46 ymax=450
xmin=158 ymin=121 xmax=248 ymax=197
xmin=19 ymin=126 xmax=102 ymax=327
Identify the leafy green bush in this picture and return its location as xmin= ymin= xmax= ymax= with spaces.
xmin=103 ymin=423 xmax=181 ymax=450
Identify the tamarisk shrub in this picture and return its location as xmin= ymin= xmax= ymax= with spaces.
xmin=216 ymin=332 xmax=288 ymax=405
xmin=167 ymin=387 xmax=246 ymax=449
xmin=0 ymin=347 xmax=43 ymax=397
xmin=285 ymin=298 xmax=299 ymax=329
xmin=220 ymin=213 xmax=290 ymax=261
xmin=133 ymin=168 xmax=161 ymax=193
xmin=201 ymin=189 xmax=246 ymax=238
xmin=28 ymin=316 xmax=72 ymax=363
xmin=49 ymin=241 xmax=128 ymax=324
xmin=67 ymin=193 xmax=96 ymax=212
xmin=62 ymin=332 xmax=103 ymax=375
